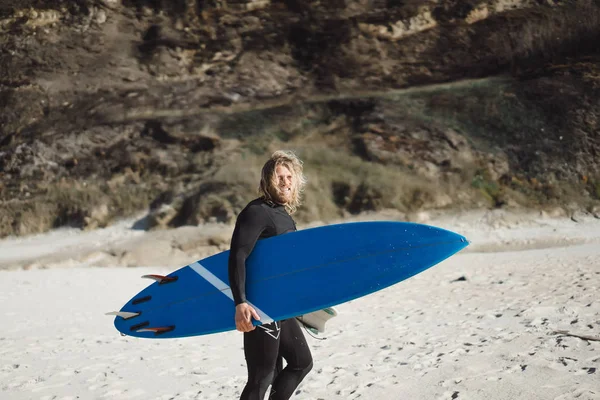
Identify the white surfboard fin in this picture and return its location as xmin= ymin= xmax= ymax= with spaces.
xmin=106 ymin=311 xmax=141 ymax=320
xmin=142 ymin=274 xmax=178 ymax=284
xmin=296 ymin=307 xmax=338 ymax=334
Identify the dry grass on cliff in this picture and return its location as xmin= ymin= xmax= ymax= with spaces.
xmin=0 ymin=181 xmax=157 ymax=238
xmin=290 ymin=145 xmax=458 ymax=222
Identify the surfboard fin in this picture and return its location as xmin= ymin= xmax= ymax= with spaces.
xmin=142 ymin=274 xmax=178 ymax=284
xmin=106 ymin=311 xmax=141 ymax=320
xmin=136 ymin=326 xmax=175 ymax=335
xmin=296 ymin=307 xmax=338 ymax=334
xmin=132 ymin=295 xmax=152 ymax=305
xmin=302 ymin=326 xmax=320 ymax=336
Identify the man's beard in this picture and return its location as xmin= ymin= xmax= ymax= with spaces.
xmin=272 ymin=187 xmax=292 ymax=204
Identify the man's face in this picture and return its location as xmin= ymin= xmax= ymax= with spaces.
xmin=273 ymin=164 xmax=294 ymax=205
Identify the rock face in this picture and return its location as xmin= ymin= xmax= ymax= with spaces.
xmin=1 ymin=0 xmax=600 ymax=237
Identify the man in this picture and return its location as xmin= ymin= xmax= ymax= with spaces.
xmin=228 ymin=150 xmax=313 ymax=400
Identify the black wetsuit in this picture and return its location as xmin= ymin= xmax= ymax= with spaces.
xmin=228 ymin=198 xmax=313 ymax=400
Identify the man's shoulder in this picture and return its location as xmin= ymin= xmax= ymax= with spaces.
xmin=239 ymin=198 xmax=269 ymax=217
xmin=244 ymin=197 xmax=267 ymax=209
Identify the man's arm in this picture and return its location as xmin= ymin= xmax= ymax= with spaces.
xmin=228 ymin=205 xmax=269 ymax=306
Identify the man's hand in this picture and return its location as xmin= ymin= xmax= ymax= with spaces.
xmin=235 ymin=303 xmax=260 ymax=332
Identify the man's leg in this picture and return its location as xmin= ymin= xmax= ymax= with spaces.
xmin=269 ymin=319 xmax=313 ymax=400
xmin=240 ymin=321 xmax=281 ymax=400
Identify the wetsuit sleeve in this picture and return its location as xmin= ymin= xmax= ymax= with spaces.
xmin=228 ymin=205 xmax=270 ymax=306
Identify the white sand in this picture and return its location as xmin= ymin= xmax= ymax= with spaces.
xmin=1 ymin=210 xmax=599 ymax=399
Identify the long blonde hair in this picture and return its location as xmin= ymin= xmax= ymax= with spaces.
xmin=258 ymin=150 xmax=306 ymax=214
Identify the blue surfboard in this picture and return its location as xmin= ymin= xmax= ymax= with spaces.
xmin=112 ymin=221 xmax=469 ymax=339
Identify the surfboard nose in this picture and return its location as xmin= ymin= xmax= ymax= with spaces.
xmin=447 ymin=230 xmax=470 ymax=253
xmin=422 ymin=225 xmax=470 ymax=262
xmin=457 ymin=233 xmax=470 ymax=246
xmin=458 ymin=235 xmax=470 ymax=253
xmin=417 ymin=224 xmax=470 ymax=259
xmin=430 ymin=224 xmax=470 ymax=248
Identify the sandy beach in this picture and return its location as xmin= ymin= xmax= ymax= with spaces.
xmin=1 ymin=209 xmax=599 ymax=400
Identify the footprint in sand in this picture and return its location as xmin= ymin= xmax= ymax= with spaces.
xmin=3 ymin=375 xmax=46 ymax=391
xmin=437 ymin=390 xmax=462 ymax=400
xmin=0 ymin=363 xmax=27 ymax=375
xmin=553 ymin=389 xmax=600 ymax=400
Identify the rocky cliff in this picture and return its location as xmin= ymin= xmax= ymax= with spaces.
xmin=1 ymin=0 xmax=599 ymax=237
